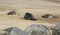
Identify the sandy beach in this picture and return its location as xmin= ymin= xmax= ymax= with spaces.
xmin=0 ymin=0 xmax=60 ymax=31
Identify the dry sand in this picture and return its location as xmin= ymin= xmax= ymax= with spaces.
xmin=0 ymin=15 xmax=58 ymax=31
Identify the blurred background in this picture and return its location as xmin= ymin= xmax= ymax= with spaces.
xmin=0 ymin=0 xmax=60 ymax=30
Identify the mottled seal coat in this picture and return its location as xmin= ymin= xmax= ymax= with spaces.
xmin=24 ymin=24 xmax=51 ymax=35
xmin=3 ymin=27 xmax=23 ymax=35
xmin=7 ymin=11 xmax=16 ymax=15
xmin=42 ymin=14 xmax=57 ymax=18
xmin=52 ymin=24 xmax=60 ymax=35
xmin=24 ymin=13 xmax=37 ymax=21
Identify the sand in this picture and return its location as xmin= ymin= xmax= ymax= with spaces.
xmin=0 ymin=0 xmax=60 ymax=31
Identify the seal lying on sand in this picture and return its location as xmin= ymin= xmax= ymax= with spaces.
xmin=7 ymin=11 xmax=16 ymax=15
xmin=24 ymin=24 xmax=51 ymax=35
xmin=41 ymin=14 xmax=58 ymax=18
xmin=52 ymin=24 xmax=60 ymax=35
xmin=3 ymin=27 xmax=23 ymax=35
xmin=24 ymin=12 xmax=37 ymax=21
